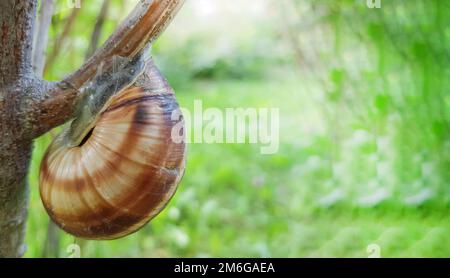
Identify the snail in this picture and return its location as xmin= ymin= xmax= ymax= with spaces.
xmin=39 ymin=53 xmax=186 ymax=240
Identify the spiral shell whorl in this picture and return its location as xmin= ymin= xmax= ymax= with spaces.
xmin=39 ymin=83 xmax=186 ymax=239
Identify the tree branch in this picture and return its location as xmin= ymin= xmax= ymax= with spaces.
xmin=66 ymin=0 xmax=184 ymax=88
xmin=28 ymin=0 xmax=185 ymax=139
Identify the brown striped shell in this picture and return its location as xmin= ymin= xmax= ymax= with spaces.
xmin=39 ymin=79 xmax=186 ymax=240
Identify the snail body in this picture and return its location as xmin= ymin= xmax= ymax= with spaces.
xmin=39 ymin=60 xmax=186 ymax=239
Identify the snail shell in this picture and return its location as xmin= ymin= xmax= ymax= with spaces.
xmin=39 ymin=62 xmax=186 ymax=239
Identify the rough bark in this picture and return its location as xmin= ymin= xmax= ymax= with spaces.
xmin=0 ymin=0 xmax=38 ymax=258
xmin=0 ymin=0 xmax=185 ymax=258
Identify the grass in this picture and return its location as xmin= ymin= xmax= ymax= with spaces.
xmin=24 ymin=76 xmax=450 ymax=258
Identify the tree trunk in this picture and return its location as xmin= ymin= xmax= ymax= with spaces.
xmin=0 ymin=0 xmax=37 ymax=258
xmin=0 ymin=141 xmax=32 ymax=257
xmin=0 ymin=0 xmax=185 ymax=258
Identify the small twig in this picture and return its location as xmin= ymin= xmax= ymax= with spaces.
xmin=85 ymin=0 xmax=110 ymax=60
xmin=43 ymin=6 xmax=80 ymax=75
xmin=33 ymin=0 xmax=54 ymax=77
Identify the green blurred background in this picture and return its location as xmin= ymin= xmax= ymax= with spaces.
xmin=26 ymin=0 xmax=450 ymax=257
